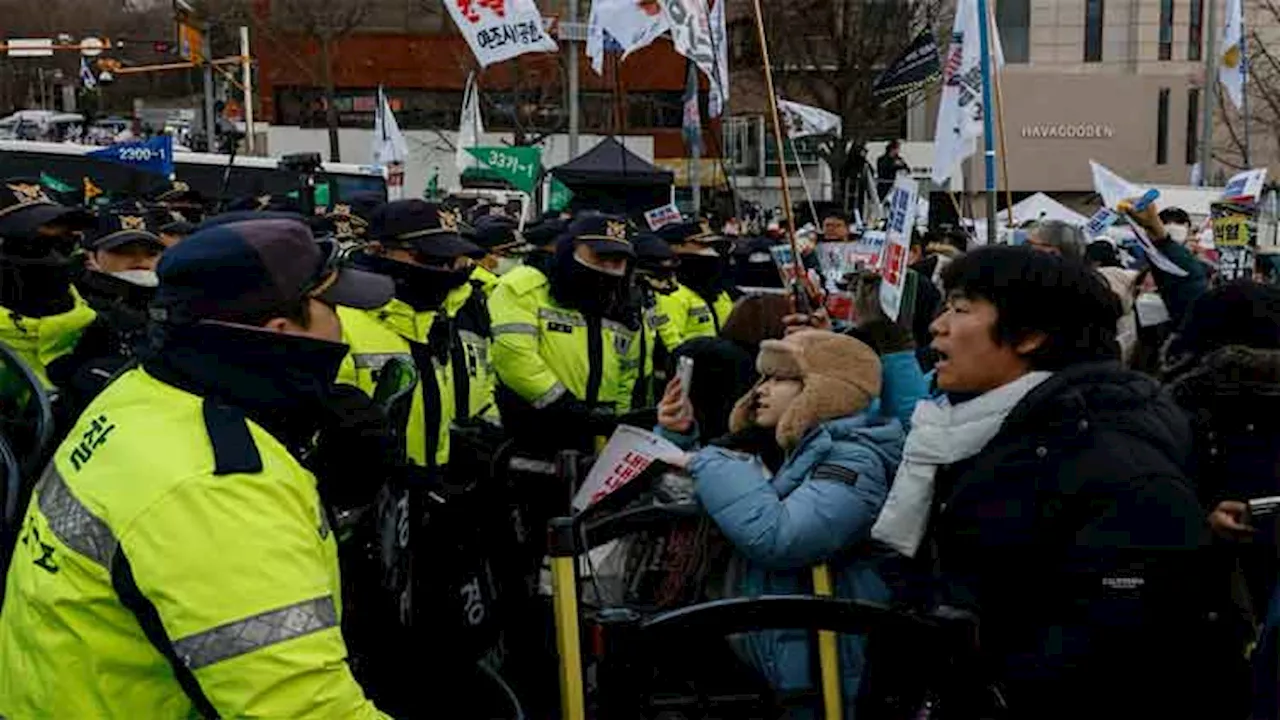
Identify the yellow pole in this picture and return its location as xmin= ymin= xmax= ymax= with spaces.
xmin=551 ymin=554 xmax=587 ymax=720
xmin=811 ymin=564 xmax=843 ymax=719
xmin=986 ymin=4 xmax=1015 ymax=227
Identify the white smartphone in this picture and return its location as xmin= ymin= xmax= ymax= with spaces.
xmin=676 ymin=356 xmax=695 ymax=408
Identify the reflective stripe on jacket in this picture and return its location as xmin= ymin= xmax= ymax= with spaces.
xmin=338 ymin=281 xmax=495 ymax=467
xmin=0 ymin=368 xmax=385 ymax=719
xmin=488 ymin=264 xmax=641 ymax=412
xmin=652 ymin=285 xmax=734 ymax=352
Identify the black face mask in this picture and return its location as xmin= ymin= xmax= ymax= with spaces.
xmin=0 ymin=253 xmax=77 ymax=317
xmin=353 ymin=253 xmax=471 ymax=312
xmin=551 ymin=255 xmax=627 ymax=319
xmin=675 ymin=254 xmax=726 ymax=302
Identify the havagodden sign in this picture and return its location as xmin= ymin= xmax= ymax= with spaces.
xmin=1020 ymin=124 xmax=1116 ymax=140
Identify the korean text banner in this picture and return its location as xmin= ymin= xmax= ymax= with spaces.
xmin=444 ymin=0 xmax=558 ymax=68
xmin=879 ymin=176 xmax=919 ymax=321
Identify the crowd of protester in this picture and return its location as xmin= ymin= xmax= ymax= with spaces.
xmin=0 ymin=170 xmax=1275 ymax=719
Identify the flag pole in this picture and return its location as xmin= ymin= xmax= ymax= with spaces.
xmin=985 ymin=4 xmax=1015 ymax=227
xmin=1243 ymin=21 xmax=1251 ymax=167
xmin=749 ymin=0 xmax=807 ymax=288
xmin=974 ymin=0 xmax=998 ymax=244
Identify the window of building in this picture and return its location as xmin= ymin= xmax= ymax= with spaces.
xmin=1157 ymin=87 xmax=1170 ymax=165
xmin=627 ymin=91 xmax=687 ymax=129
xmin=1186 ymin=88 xmax=1200 ymax=165
xmin=1084 ymin=0 xmax=1105 ymax=62
xmin=1189 ymin=0 xmax=1204 ymax=61
xmin=996 ymin=0 xmax=1030 ymax=63
xmin=1159 ymin=0 xmax=1174 ymax=61
xmin=274 ymin=87 xmax=463 ymax=129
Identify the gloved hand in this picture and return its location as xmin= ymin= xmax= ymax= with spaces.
xmin=309 ymin=383 xmax=404 ymax=514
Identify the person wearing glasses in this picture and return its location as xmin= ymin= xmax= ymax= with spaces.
xmin=338 ymin=199 xmax=498 ymax=470
xmin=0 ymin=218 xmax=395 ymax=718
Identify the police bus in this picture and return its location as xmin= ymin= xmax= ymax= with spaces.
xmin=0 ymin=140 xmax=388 ymax=207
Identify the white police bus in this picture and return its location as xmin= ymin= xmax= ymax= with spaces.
xmin=0 ymin=140 xmax=387 ymax=207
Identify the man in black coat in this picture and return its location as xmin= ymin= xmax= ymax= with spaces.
xmin=898 ymin=246 xmax=1240 ymax=718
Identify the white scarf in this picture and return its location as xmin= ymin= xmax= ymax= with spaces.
xmin=870 ymin=371 xmax=1053 ymax=557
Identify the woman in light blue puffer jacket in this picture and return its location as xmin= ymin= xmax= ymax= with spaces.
xmin=657 ymin=329 xmax=924 ymax=715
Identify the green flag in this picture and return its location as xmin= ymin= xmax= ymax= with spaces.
xmin=548 ymin=178 xmax=574 ymax=212
xmin=467 ymin=146 xmax=541 ymax=193
xmin=40 ymin=172 xmax=75 ymax=194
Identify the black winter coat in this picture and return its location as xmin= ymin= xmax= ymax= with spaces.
xmin=932 ymin=362 xmax=1239 ymax=718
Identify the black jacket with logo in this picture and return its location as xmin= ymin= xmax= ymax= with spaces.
xmin=931 ymin=362 xmax=1238 ymax=718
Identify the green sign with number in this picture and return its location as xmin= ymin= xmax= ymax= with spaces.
xmin=548 ymin=177 xmax=574 ymax=212
xmin=467 ymin=146 xmax=541 ymax=193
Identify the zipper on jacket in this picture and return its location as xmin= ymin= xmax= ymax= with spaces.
xmin=585 ymin=316 xmax=603 ymax=407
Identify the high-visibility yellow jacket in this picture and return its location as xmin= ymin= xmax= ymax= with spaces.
xmin=488 ymin=265 xmax=642 ymax=413
xmin=0 ymin=368 xmax=385 ymax=719
xmin=651 ymin=284 xmax=734 ymax=352
xmin=338 ymin=282 xmax=495 ymax=467
xmin=0 ymin=289 xmax=96 ymax=388
xmin=470 ymin=265 xmax=500 ymax=298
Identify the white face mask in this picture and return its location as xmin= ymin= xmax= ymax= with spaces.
xmin=109 ymin=269 xmax=159 ymax=287
xmin=1166 ymin=224 xmax=1189 ymax=244
xmin=495 ymin=256 xmax=522 ymax=276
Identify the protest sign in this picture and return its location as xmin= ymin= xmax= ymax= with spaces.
xmin=88 ymin=135 xmax=173 ymax=177
xmin=879 ymin=176 xmax=918 ymax=321
xmin=644 ymin=202 xmax=682 ymax=231
xmin=572 ymin=425 xmax=687 ymax=513
xmin=444 ymin=0 xmax=558 ymax=68
xmin=468 ymin=146 xmax=541 ymax=193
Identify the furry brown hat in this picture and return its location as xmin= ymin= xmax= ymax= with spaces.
xmin=729 ymin=330 xmax=882 ymax=449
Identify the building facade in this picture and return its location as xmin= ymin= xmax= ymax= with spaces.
xmin=940 ymin=0 xmax=1276 ymax=207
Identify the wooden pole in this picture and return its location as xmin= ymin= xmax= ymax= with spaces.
xmin=986 ymin=4 xmax=1015 ymax=227
xmin=749 ymin=0 xmax=806 ymax=285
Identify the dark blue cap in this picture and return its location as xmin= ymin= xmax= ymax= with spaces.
xmin=523 ymin=217 xmax=569 ymax=249
xmin=368 ymin=200 xmax=483 ymax=259
xmin=154 ymin=218 xmax=393 ymax=325
xmin=85 ymin=209 xmax=165 ymax=252
xmin=0 ymin=177 xmax=91 ymax=239
xmin=656 ymin=219 xmax=719 ymax=246
xmin=566 ymin=213 xmax=635 ymax=258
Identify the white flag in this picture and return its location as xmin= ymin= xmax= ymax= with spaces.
xmin=455 ymin=73 xmax=485 ymax=172
xmin=1220 ymin=0 xmax=1246 ymax=109
xmin=777 ymin=100 xmax=841 ymax=139
xmin=707 ymin=0 xmax=730 ymax=117
xmin=1088 ymin=160 xmax=1188 ymax=277
xmin=586 ymin=0 xmax=669 ymax=74
xmin=442 ymin=0 xmax=557 ymax=68
xmin=931 ymin=0 xmax=1004 ymax=186
xmin=658 ymin=0 xmax=719 ymax=104
xmin=372 ymin=87 xmax=410 ymax=199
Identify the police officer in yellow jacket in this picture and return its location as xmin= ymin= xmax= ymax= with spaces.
xmin=0 ymin=218 xmax=395 ymax=718
xmin=469 ymin=213 xmax=532 ymax=297
xmin=0 ymin=178 xmax=97 ymax=388
xmin=338 ymin=200 xmax=497 ymax=469
xmin=489 ymin=213 xmax=643 ymax=447
xmin=651 ymin=219 xmax=736 ymax=353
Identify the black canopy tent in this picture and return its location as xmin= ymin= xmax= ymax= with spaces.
xmin=549 ymin=137 xmax=674 ymax=216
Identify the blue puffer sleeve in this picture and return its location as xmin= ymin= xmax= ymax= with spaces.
xmin=692 ymin=443 xmax=890 ymax=570
xmin=652 ymin=424 xmax=699 ymax=451
xmin=879 ymin=350 xmax=929 ymax=431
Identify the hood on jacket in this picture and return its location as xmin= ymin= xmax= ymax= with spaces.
xmin=1168 ymin=346 xmax=1280 ymax=415
xmin=997 ymin=361 xmax=1192 ymax=471
xmin=770 ymin=413 xmax=905 ymax=499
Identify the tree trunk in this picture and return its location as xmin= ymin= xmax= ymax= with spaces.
xmin=319 ymin=34 xmax=341 ymax=162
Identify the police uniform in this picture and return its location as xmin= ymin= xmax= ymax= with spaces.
xmin=651 ymin=220 xmax=735 ymax=353
xmin=489 ymin=215 xmax=643 ymax=427
xmin=337 ymin=200 xmax=497 ymax=468
xmin=0 ymin=179 xmax=97 ymax=388
xmin=0 ymin=218 xmax=395 ymax=718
